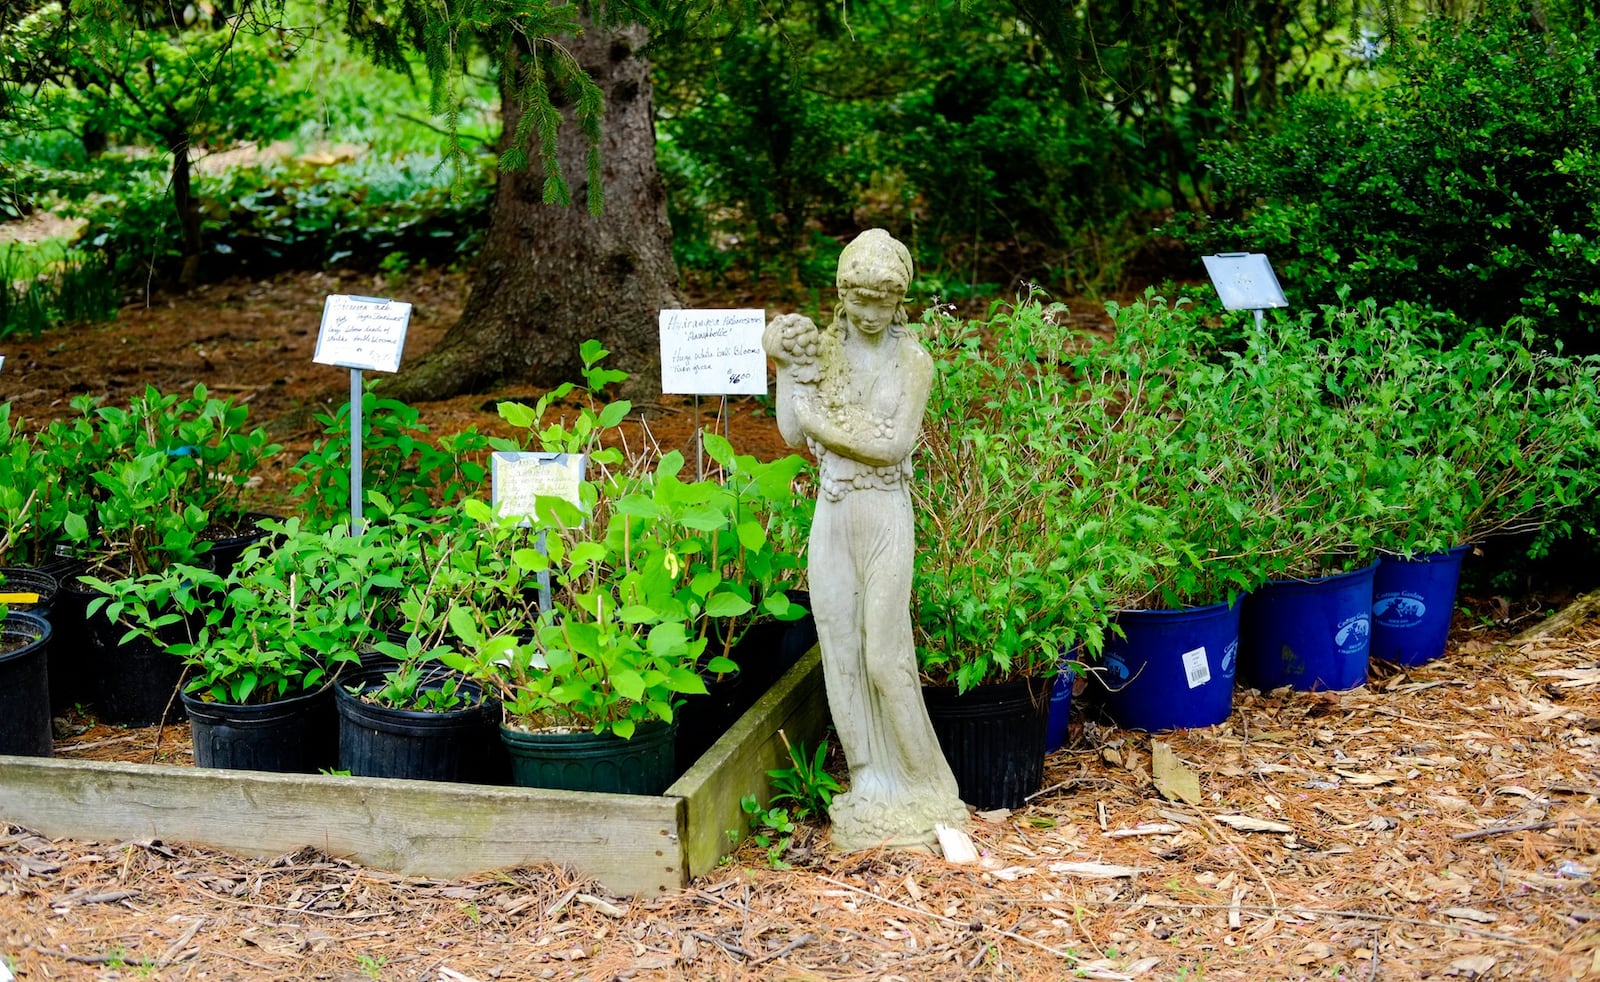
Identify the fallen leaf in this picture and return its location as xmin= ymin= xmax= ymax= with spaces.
xmin=1123 ymin=955 xmax=1162 ymax=976
xmin=1104 ymin=824 xmax=1182 ymax=839
xmin=1152 ymin=741 xmax=1203 ymax=806
xmin=576 ymin=894 xmax=626 ymax=918
xmin=1213 ymin=814 xmax=1294 ymax=833
xmin=1446 ymin=954 xmax=1498 ymax=976
xmin=976 ymin=808 xmax=1012 ymax=822
xmin=1047 ymin=861 xmax=1140 ymax=879
xmin=1442 ymin=907 xmax=1498 ymax=924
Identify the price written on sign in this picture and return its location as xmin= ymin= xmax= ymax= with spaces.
xmin=313 ymin=295 xmax=413 ymax=373
xmin=658 ymin=308 xmax=767 ymax=395
xmin=493 ymin=452 xmax=586 ymax=526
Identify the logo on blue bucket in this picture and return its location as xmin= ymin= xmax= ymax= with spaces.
xmin=1104 ymin=655 xmax=1129 ymax=682
xmin=1373 ymin=591 xmax=1427 ymax=628
xmin=1334 ymin=614 xmax=1371 ymax=654
xmin=1219 ymin=639 xmax=1238 ymax=678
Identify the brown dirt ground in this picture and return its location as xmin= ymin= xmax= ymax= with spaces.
xmin=3 ymin=273 xmax=1599 ymax=981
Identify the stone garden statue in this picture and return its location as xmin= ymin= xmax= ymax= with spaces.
xmin=764 ymin=229 xmax=969 ymax=851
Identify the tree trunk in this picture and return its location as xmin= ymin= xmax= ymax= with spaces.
xmin=381 ymin=19 xmax=680 ymax=403
xmin=169 ymin=132 xmax=202 ymax=289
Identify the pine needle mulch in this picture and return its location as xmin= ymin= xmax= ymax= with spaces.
xmin=4 ymin=608 xmax=1598 ymax=981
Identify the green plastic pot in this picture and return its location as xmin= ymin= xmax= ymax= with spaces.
xmin=501 ymin=719 xmax=677 ymax=795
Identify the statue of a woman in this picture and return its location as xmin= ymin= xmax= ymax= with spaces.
xmin=764 ymin=229 xmax=968 ymax=851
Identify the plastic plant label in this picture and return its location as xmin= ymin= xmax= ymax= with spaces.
xmin=313 ymin=294 xmax=412 ymax=373
xmin=658 ymin=308 xmax=767 ymax=395
xmin=1181 ymin=646 xmax=1211 ymax=689
xmin=0 ymin=593 xmax=39 ymax=604
xmin=492 ymin=452 xmax=585 ymax=527
xmin=0 ymin=354 xmax=6 ymax=373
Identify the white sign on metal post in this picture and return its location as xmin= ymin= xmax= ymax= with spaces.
xmin=314 ymin=295 xmax=413 ymax=531
xmin=658 ymin=308 xmax=767 ymax=396
xmin=1201 ymin=253 xmax=1288 ymax=312
xmin=314 ymin=294 xmax=412 ymax=372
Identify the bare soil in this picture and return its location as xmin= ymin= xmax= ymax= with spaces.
xmin=2 ymin=272 xmax=1598 ymax=981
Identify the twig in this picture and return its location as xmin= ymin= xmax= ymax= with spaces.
xmin=689 ymin=930 xmax=753 ymax=960
xmin=29 ymin=946 xmax=122 ymax=965
xmin=54 ymin=732 xmax=142 ymax=754
xmin=818 ymin=875 xmax=1091 ymax=967
xmin=1451 ymin=820 xmax=1559 ymax=841
xmin=996 ymin=897 xmax=1541 ymax=945
xmin=752 ymin=931 xmax=814 ymax=964
xmin=158 ymin=916 xmax=205 ymax=967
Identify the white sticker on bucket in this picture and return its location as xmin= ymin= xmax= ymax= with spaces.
xmin=1181 ymin=647 xmax=1211 ymax=689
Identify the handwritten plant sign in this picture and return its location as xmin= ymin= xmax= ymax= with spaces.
xmin=492 ymin=452 xmax=586 ymax=527
xmin=313 ymin=295 xmax=412 ymax=373
xmin=658 ymin=309 xmax=766 ymax=395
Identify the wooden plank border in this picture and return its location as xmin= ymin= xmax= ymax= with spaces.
xmin=0 ymin=647 xmax=825 ymax=896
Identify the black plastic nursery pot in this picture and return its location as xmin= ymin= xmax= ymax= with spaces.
xmin=41 ymin=565 xmax=92 ymax=715
xmin=82 ymin=586 xmax=190 ymax=727
xmin=0 ymin=611 xmax=54 ymax=757
xmin=923 ymin=676 xmax=1050 ymax=811
xmin=675 ymin=669 xmax=747 ymax=775
xmin=0 ymin=567 xmax=59 ymax=619
xmin=335 ymin=676 xmax=502 ymax=784
xmin=200 ymin=513 xmax=280 ymax=576
xmin=181 ymin=684 xmax=337 ymax=774
xmin=503 ymin=719 xmax=678 ymax=795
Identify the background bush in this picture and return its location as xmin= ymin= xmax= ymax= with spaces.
xmin=1183 ymin=8 xmax=1600 ymax=349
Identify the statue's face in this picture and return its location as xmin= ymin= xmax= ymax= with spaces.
xmin=842 ymin=290 xmax=898 ymax=336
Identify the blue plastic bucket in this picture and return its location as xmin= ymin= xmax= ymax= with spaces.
xmin=1099 ymin=599 xmax=1242 ymax=732
xmin=1240 ymin=563 xmax=1377 ymax=691
xmin=1370 ymin=545 xmax=1469 ymax=667
xmin=1045 ymin=664 xmax=1075 ymax=752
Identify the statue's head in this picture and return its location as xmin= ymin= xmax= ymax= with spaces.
xmin=836 ymin=229 xmax=913 ymax=302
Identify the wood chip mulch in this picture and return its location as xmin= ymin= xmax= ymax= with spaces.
xmin=4 ymin=608 xmax=1598 ymax=981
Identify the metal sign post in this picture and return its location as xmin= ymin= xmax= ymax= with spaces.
xmin=313 ymin=295 xmax=412 ymax=532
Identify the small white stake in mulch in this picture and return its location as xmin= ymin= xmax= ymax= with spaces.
xmin=658 ymin=308 xmax=766 ymax=481
xmin=491 ymin=451 xmax=586 ymax=611
xmin=1202 ymin=252 xmax=1289 ymax=343
xmin=313 ymin=294 xmax=412 ymax=532
xmin=936 ymin=823 xmax=979 ymax=864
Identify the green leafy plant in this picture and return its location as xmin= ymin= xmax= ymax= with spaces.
xmin=739 ymin=793 xmax=796 ymax=869
xmin=291 ymin=386 xmax=489 ymax=529
xmin=84 ymin=519 xmax=379 ymax=705
xmin=476 ymin=342 xmax=810 ymax=737
xmin=61 ymin=385 xmax=280 ymax=576
xmin=1188 ymin=8 xmax=1600 ymax=349
xmin=766 ymin=732 xmax=841 ymax=822
xmin=913 ymin=297 xmax=1113 ymax=689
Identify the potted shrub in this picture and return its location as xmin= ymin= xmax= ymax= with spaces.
xmin=1067 ymin=297 xmax=1258 ymax=731
xmin=333 ymin=504 xmax=507 ymax=784
xmin=1215 ymin=304 xmax=1396 ymax=692
xmin=65 ymin=386 xmax=282 ymax=724
xmin=484 ymin=342 xmax=813 ymax=779
xmin=1349 ymin=311 xmax=1600 ymax=665
xmin=86 ymin=519 xmax=377 ymax=772
xmin=912 ymin=298 xmax=1110 ymax=809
